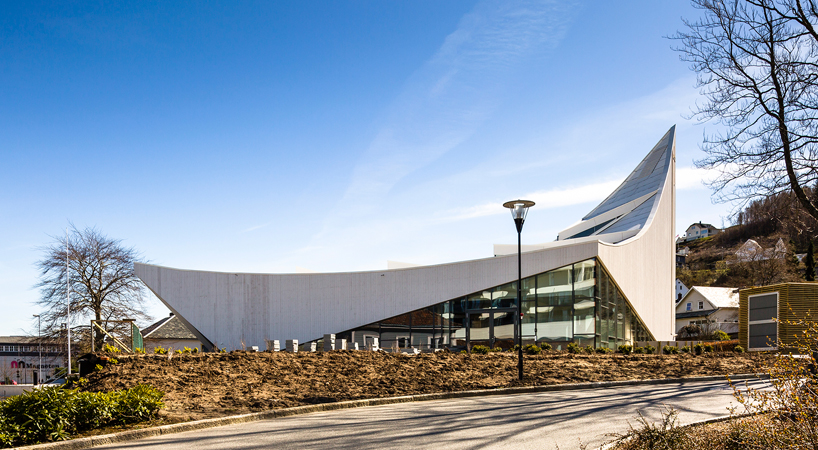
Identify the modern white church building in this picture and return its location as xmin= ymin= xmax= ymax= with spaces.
xmin=135 ymin=126 xmax=677 ymax=352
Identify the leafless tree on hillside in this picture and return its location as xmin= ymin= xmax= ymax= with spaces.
xmin=673 ymin=0 xmax=818 ymax=219
xmin=34 ymin=226 xmax=150 ymax=348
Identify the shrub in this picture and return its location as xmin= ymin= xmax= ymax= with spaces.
xmin=191 ymin=347 xmax=199 ymax=354
xmin=662 ymin=345 xmax=679 ymax=355
xmin=108 ymin=358 xmax=118 ymax=365
xmin=703 ymin=343 xmax=714 ymax=353
xmin=489 ymin=347 xmax=503 ymax=352
xmin=733 ymin=345 xmax=745 ymax=353
xmin=539 ymin=342 xmax=552 ymax=351
xmin=94 ymin=364 xmax=103 ymax=372
xmin=134 ymin=347 xmax=145 ymax=354
xmin=680 ymin=345 xmax=691 ymax=353
xmin=523 ymin=344 xmax=541 ymax=355
xmin=618 ymin=344 xmax=633 ymax=355
xmin=174 ymin=349 xmax=183 ymax=354
xmin=0 ymin=385 xmax=164 ymax=447
xmin=102 ymin=343 xmax=120 ymax=354
xmin=583 ymin=345 xmax=595 ymax=354
xmin=596 ymin=347 xmax=613 ymax=354
xmin=471 ymin=345 xmax=490 ymax=355
xmin=713 ymin=330 xmax=730 ymax=341
xmin=644 ymin=344 xmax=656 ymax=355
xmin=632 ymin=346 xmax=646 ymax=354
xmin=607 ymin=407 xmax=687 ymax=449
xmin=153 ymin=346 xmax=168 ymax=355
xmin=694 ymin=343 xmax=704 ymax=355
xmin=566 ymin=342 xmax=581 ymax=354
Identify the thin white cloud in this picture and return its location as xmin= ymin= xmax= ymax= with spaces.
xmin=241 ymin=222 xmax=272 ymax=233
xmin=436 ymin=180 xmax=622 ymax=223
xmin=320 ymin=0 xmax=578 ymax=229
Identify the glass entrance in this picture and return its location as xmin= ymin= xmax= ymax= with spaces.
xmin=467 ymin=309 xmax=517 ymax=350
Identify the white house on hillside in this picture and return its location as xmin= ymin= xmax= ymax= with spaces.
xmin=735 ymin=238 xmax=786 ymax=262
xmin=684 ymin=222 xmax=720 ymax=242
xmin=675 ymin=286 xmax=739 ymax=337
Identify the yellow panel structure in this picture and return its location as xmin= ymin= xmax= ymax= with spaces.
xmin=739 ymin=283 xmax=818 ymax=352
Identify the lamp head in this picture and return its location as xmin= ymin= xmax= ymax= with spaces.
xmin=503 ymin=200 xmax=535 ymax=232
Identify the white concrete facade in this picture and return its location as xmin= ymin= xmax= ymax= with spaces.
xmin=135 ymin=127 xmax=677 ymax=350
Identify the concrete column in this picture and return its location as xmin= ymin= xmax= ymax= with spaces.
xmin=337 ymin=339 xmax=347 ymax=350
xmin=323 ymin=334 xmax=336 ymax=351
xmin=267 ymin=340 xmax=280 ymax=352
xmin=285 ymin=340 xmax=298 ymax=352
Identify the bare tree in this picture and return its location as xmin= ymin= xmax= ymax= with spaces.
xmin=674 ymin=0 xmax=818 ymax=219
xmin=34 ymin=226 xmax=150 ymax=348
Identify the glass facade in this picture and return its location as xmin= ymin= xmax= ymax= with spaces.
xmin=335 ymin=258 xmax=653 ymax=351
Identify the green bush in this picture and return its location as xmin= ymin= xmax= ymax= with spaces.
xmin=566 ymin=342 xmax=581 ymax=354
xmin=0 ymin=385 xmax=164 ymax=447
xmin=618 ymin=344 xmax=633 ymax=355
xmin=489 ymin=346 xmax=502 ymax=352
xmin=153 ymin=346 xmax=168 ymax=355
xmin=733 ymin=345 xmax=745 ymax=353
xmin=471 ymin=345 xmax=490 ymax=355
xmin=539 ymin=342 xmax=552 ymax=351
xmin=633 ymin=346 xmax=646 ymax=354
xmin=523 ymin=344 xmax=542 ymax=355
xmin=703 ymin=343 xmax=714 ymax=353
xmin=583 ymin=345 xmax=595 ymax=354
xmin=713 ymin=330 xmax=730 ymax=341
xmin=596 ymin=347 xmax=613 ymax=354
xmin=662 ymin=345 xmax=679 ymax=355
xmin=694 ymin=343 xmax=704 ymax=355
xmin=680 ymin=345 xmax=691 ymax=353
xmin=644 ymin=344 xmax=656 ymax=354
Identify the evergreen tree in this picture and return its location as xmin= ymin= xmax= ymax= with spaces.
xmin=806 ymin=241 xmax=816 ymax=282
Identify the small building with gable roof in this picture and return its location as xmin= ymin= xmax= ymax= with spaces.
xmin=142 ymin=313 xmax=202 ymax=353
xmin=675 ymin=286 xmax=739 ymax=337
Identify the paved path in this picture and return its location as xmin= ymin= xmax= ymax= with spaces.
xmin=97 ymin=379 xmax=768 ymax=450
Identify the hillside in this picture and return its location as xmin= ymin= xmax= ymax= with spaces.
xmin=677 ymin=190 xmax=818 ymax=289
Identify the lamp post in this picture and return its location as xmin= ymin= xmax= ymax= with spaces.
xmin=503 ymin=199 xmax=534 ymax=382
xmin=66 ymin=229 xmax=71 ymax=375
xmin=33 ymin=314 xmax=41 ymax=385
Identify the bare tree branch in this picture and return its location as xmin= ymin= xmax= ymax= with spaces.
xmin=673 ymin=0 xmax=818 ymax=218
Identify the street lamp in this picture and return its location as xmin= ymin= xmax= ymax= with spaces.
xmin=33 ymin=314 xmax=41 ymax=385
xmin=503 ymin=199 xmax=535 ymax=382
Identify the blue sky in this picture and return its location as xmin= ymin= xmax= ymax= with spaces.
xmin=1 ymin=1 xmax=729 ymax=335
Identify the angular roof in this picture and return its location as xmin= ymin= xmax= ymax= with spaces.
xmin=685 ymin=286 xmax=739 ymax=309
xmin=557 ymin=126 xmax=675 ymax=241
xmin=142 ymin=314 xmax=198 ymax=340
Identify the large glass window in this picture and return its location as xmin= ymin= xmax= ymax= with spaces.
xmin=337 ymin=257 xmax=653 ymax=351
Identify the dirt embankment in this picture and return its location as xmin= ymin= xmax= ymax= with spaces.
xmin=81 ymin=351 xmax=775 ymax=421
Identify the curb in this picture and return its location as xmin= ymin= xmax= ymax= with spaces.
xmin=15 ymin=373 xmax=769 ymax=450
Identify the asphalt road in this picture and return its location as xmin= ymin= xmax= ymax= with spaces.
xmin=97 ymin=379 xmax=769 ymax=450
